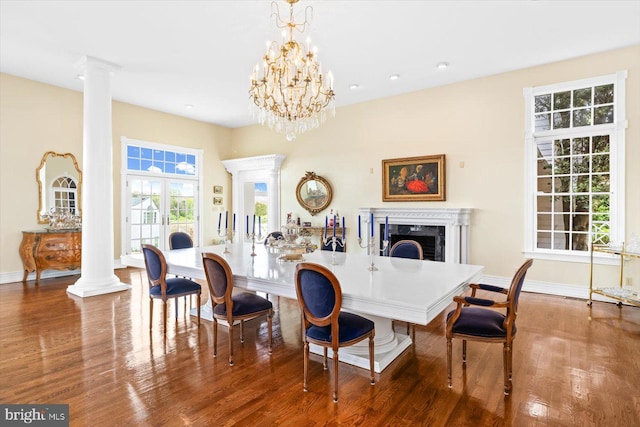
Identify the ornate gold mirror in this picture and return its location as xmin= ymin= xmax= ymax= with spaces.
xmin=296 ymin=171 xmax=332 ymax=216
xmin=37 ymin=151 xmax=82 ymax=224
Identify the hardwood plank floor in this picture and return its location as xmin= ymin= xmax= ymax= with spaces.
xmin=1 ymin=268 xmax=639 ymax=426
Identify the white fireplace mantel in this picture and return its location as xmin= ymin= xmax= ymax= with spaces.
xmin=358 ymin=207 xmax=473 ymax=264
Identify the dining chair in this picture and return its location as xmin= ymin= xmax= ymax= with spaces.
xmin=389 ymin=239 xmax=423 ymax=337
xmin=201 ymin=252 xmax=273 ymax=366
xmin=295 ymin=262 xmax=375 ymax=402
xmin=389 ymin=239 xmax=423 ymax=260
xmin=263 ymin=231 xmax=284 ymax=244
xmin=168 ymin=231 xmax=193 ymax=250
xmin=446 ymin=258 xmax=533 ymax=395
xmin=141 ymin=244 xmax=201 ymax=334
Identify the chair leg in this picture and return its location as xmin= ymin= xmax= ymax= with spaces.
xmin=503 ymin=342 xmax=511 ymax=395
xmin=462 ymin=340 xmax=467 ymax=364
xmin=369 ymin=335 xmax=375 ymax=385
xmin=240 ymin=320 xmax=245 ymax=343
xmin=303 ymin=341 xmax=309 ymax=392
xmin=228 ymin=319 xmax=234 ymax=366
xmin=162 ymin=301 xmax=167 ymax=334
xmin=333 ymin=348 xmax=339 ymax=403
xmin=407 ymin=322 xmax=410 ymax=335
xmin=267 ymin=310 xmax=273 ymax=354
xmin=447 ymin=337 xmax=452 ymax=388
xmin=323 ymin=348 xmax=328 ymax=370
xmin=149 ymin=298 xmax=153 ymax=331
xmin=213 ymin=319 xmax=218 ymax=358
xmin=196 ymin=294 xmax=201 ymax=326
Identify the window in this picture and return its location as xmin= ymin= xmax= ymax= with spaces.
xmin=524 ymin=72 xmax=626 ymax=262
xmin=51 ymin=176 xmax=78 ymax=213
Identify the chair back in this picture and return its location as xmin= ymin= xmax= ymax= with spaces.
xmin=506 ymin=259 xmax=534 ymax=320
xmin=201 ymin=252 xmax=233 ymax=309
xmin=264 ymin=231 xmax=284 ymax=244
xmin=295 ymin=263 xmax=342 ymax=334
xmin=389 ymin=240 xmax=423 ymax=260
xmin=169 ymin=231 xmax=193 ymax=250
xmin=141 ymin=244 xmax=168 ymax=296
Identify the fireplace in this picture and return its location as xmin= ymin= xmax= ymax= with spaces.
xmin=359 ymin=207 xmax=472 ymax=264
xmin=381 ymin=224 xmax=445 ymax=261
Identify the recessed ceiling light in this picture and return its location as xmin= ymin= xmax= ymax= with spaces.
xmin=389 ymin=74 xmax=400 ymax=81
xmin=184 ymin=104 xmax=194 ymax=109
xmin=437 ymin=62 xmax=449 ymax=70
xmin=349 ymin=84 xmax=360 ymax=90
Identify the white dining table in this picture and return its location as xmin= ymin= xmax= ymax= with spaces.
xmin=122 ymin=242 xmax=484 ymax=372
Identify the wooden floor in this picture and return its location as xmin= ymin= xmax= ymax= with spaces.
xmin=1 ymin=268 xmax=639 ymax=426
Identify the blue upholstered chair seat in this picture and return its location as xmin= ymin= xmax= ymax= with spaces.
xmin=149 ymin=277 xmax=201 ymax=298
xmin=213 ymin=292 xmax=273 ymax=317
xmin=447 ymin=307 xmax=516 ymax=338
xmin=306 ymin=312 xmax=374 ymax=343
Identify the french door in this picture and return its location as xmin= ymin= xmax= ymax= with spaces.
xmin=125 ymin=176 xmax=198 ymax=254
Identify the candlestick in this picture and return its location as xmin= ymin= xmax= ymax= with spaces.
xmin=358 ymin=215 xmax=361 ymax=239
xmin=333 ymin=215 xmax=336 ymax=237
xmin=342 ymin=216 xmax=345 ymax=240
xmin=322 ymin=233 xmax=346 ymax=266
xmin=370 ymin=213 xmax=374 ymax=237
xmin=233 ymin=213 xmax=236 ymax=231
xmin=253 ymin=215 xmax=256 ymax=234
xmin=324 ymin=216 xmax=328 ymax=240
xmin=225 ymin=211 xmax=229 ymax=230
xmin=218 ymin=212 xmax=222 ymax=230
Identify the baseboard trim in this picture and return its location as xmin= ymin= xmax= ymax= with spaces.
xmin=1 ymin=260 xmax=128 ymax=285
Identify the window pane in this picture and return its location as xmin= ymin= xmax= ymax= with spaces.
xmin=127 ymin=146 xmax=140 ymax=158
xmin=553 ymin=91 xmax=571 ymax=109
xmin=537 ymin=213 xmax=552 ymax=231
xmin=127 ymin=158 xmax=140 ymax=171
xmin=572 ymin=175 xmax=590 ymax=193
xmin=537 ymin=232 xmax=552 ymax=249
xmin=572 ymin=137 xmax=590 ymax=155
xmin=536 ymin=140 xmax=553 ymax=158
xmin=554 ymin=214 xmax=570 ymax=231
xmin=573 ymin=214 xmax=589 ymax=232
xmin=141 ymin=148 xmax=152 ymax=159
xmin=591 ymin=174 xmax=609 ymax=192
xmin=572 ymin=156 xmax=589 ymax=174
xmin=553 ymin=111 xmax=570 ymax=128
xmin=553 ymin=232 xmax=569 ymax=249
xmin=554 ymin=139 xmax=570 ymax=156
xmin=592 ymin=195 xmax=609 ymax=213
xmin=557 ymin=195 xmax=571 ymax=213
xmin=594 ymin=84 xmax=614 ymax=104
xmin=573 ymin=88 xmax=592 ymax=107
xmin=537 ymin=196 xmax=553 ymax=212
xmin=535 ymin=114 xmax=551 ymax=131
xmin=554 ymin=158 xmax=570 ymax=174
xmin=574 ymin=195 xmax=589 ymax=212
xmin=592 ymin=154 xmax=609 ymax=173
xmin=537 ymin=159 xmax=552 ymax=175
xmin=593 ymin=213 xmax=609 ymax=222
xmin=538 ymin=177 xmax=552 ymax=193
xmin=554 ymin=176 xmax=570 ymax=193
xmin=571 ymin=233 xmax=589 ymax=251
xmin=535 ymin=94 xmax=551 ymax=112
xmin=573 ymin=108 xmax=591 ymax=127
xmin=593 ymin=135 xmax=609 ymax=153
xmin=594 ymin=105 xmax=614 ymax=124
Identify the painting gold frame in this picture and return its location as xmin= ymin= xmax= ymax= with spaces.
xmin=382 ymin=154 xmax=445 ymax=202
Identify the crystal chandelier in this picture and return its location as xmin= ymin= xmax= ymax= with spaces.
xmin=249 ymin=0 xmax=335 ymax=141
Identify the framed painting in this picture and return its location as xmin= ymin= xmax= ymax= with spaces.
xmin=382 ymin=154 xmax=446 ymax=201
xmin=213 ymin=197 xmax=223 ymax=205
xmin=213 ymin=185 xmax=223 ymax=194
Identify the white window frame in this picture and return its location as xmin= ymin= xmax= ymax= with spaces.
xmin=523 ymin=71 xmax=627 ymax=264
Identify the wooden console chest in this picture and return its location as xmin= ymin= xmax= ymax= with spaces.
xmin=20 ymin=229 xmax=81 ymax=282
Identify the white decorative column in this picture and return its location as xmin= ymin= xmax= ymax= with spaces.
xmin=67 ymin=56 xmax=131 ymax=297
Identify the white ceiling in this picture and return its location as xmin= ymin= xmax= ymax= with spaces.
xmin=1 ymin=1 xmax=639 ymax=129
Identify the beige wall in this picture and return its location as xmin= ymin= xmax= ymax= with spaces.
xmin=230 ymin=45 xmax=640 ymax=289
xmin=0 ymin=73 xmax=232 ymax=277
xmin=1 ymin=45 xmax=638 ymax=289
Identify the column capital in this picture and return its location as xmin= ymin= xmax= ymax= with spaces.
xmin=75 ymin=55 xmax=121 ymax=74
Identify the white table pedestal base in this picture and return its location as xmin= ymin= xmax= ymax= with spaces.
xmin=309 ymin=314 xmax=411 ymax=373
